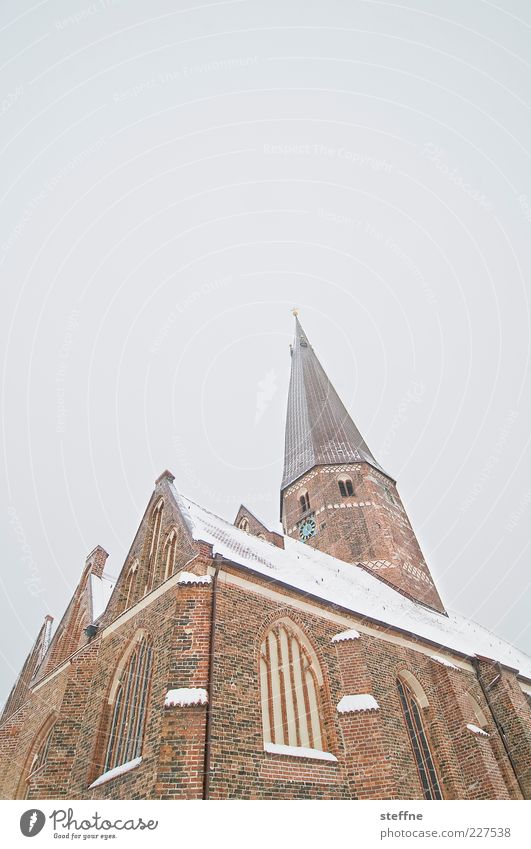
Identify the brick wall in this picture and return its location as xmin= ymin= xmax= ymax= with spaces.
xmin=281 ymin=463 xmax=445 ymax=612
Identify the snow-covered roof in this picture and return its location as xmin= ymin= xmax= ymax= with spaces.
xmin=90 ymin=574 xmax=116 ymax=621
xmin=172 ymin=486 xmax=531 ymax=681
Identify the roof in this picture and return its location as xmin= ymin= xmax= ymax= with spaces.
xmin=171 ymin=484 xmax=531 ymax=681
xmin=281 ymin=316 xmax=389 ymax=491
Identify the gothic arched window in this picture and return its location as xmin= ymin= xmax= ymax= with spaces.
xmin=145 ymin=500 xmax=163 ymax=594
xmin=299 ymin=491 xmax=311 ymax=513
xmin=260 ymin=619 xmax=325 ymax=752
xmin=465 ymin=692 xmax=489 ymax=732
xmin=163 ymin=529 xmax=178 ymax=580
xmin=123 ymin=560 xmax=138 ymax=612
xmin=397 ymin=673 xmax=443 ymax=799
xmin=21 ymin=718 xmax=55 ymax=798
xmin=103 ymin=633 xmax=153 ymax=774
xmin=239 ymin=517 xmax=250 ymax=532
xmin=338 ymin=475 xmax=354 ymax=497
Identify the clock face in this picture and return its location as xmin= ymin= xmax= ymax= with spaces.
xmin=299 ymin=516 xmax=316 ymax=541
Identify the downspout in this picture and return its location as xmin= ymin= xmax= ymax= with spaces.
xmin=472 ymin=658 xmax=527 ymax=798
xmin=202 ymin=557 xmax=221 ymax=800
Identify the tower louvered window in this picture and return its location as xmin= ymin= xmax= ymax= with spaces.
xmin=260 ymin=621 xmax=325 ymax=751
xmin=338 ymin=476 xmax=354 ymax=497
xmin=104 ymin=635 xmax=153 ymax=773
xmin=299 ymin=491 xmax=311 ymax=513
xmin=397 ymin=677 xmax=442 ymax=799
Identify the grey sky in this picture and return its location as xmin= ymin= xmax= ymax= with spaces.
xmin=1 ymin=0 xmax=531 ymax=706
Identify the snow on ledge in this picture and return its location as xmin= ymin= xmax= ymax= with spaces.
xmin=337 ymin=694 xmax=379 ymax=713
xmin=466 ymin=723 xmax=489 ymax=737
xmin=89 ymin=756 xmax=142 ymax=788
xmin=164 ymin=687 xmax=208 ymax=708
xmin=177 ymin=571 xmax=211 ymax=585
xmin=332 ymin=629 xmax=361 ymax=643
xmin=430 ymin=654 xmax=460 ymax=670
xmin=264 ymin=742 xmax=337 ymax=762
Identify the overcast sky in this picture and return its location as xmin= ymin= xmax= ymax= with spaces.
xmin=1 ymin=0 xmax=531 ymax=707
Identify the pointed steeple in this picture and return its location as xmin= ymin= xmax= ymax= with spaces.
xmin=281 ymin=314 xmax=388 ymax=491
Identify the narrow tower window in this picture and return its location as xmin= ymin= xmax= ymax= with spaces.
xmin=397 ymin=675 xmax=443 ymax=800
xmin=103 ymin=634 xmax=153 ymax=775
xmin=260 ymin=620 xmax=326 ymax=752
xmin=338 ymin=475 xmax=354 ymax=497
xmin=299 ymin=491 xmax=311 ymax=513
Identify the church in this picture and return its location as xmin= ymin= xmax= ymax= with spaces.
xmin=1 ymin=314 xmax=530 ymax=800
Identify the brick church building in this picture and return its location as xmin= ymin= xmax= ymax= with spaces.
xmin=1 ymin=314 xmax=530 ymax=800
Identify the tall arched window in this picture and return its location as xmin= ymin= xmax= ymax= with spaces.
xmin=20 ymin=718 xmax=55 ymax=798
xmin=260 ymin=619 xmax=325 ymax=751
xmin=103 ymin=633 xmax=153 ymax=774
xmin=299 ymin=491 xmax=311 ymax=513
xmin=238 ymin=517 xmax=250 ymax=532
xmin=145 ymin=500 xmax=163 ymax=594
xmin=163 ymin=529 xmax=178 ymax=580
xmin=465 ymin=692 xmax=489 ymax=731
xmin=397 ymin=673 xmax=443 ymax=799
xmin=338 ymin=475 xmax=354 ymax=497
xmin=122 ymin=560 xmax=138 ymax=611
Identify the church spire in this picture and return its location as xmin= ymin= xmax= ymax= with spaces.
xmin=280 ymin=312 xmax=445 ymax=614
xmin=281 ymin=313 xmax=388 ymax=491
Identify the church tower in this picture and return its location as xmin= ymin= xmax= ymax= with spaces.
xmin=281 ymin=313 xmax=445 ymax=614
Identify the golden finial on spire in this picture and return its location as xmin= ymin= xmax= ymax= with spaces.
xmin=292 ymin=307 xmax=299 ymax=317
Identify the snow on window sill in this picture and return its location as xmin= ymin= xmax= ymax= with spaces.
xmin=176 ymin=572 xmax=211 ymax=585
xmin=430 ymin=654 xmax=460 ymax=670
xmin=337 ymin=694 xmax=379 ymax=713
xmin=466 ymin=723 xmax=489 ymax=737
xmin=89 ymin=756 xmax=142 ymax=788
xmin=164 ymin=687 xmax=208 ymax=708
xmin=264 ymin=742 xmax=337 ymax=762
xmin=331 ymin=628 xmax=361 ymax=643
